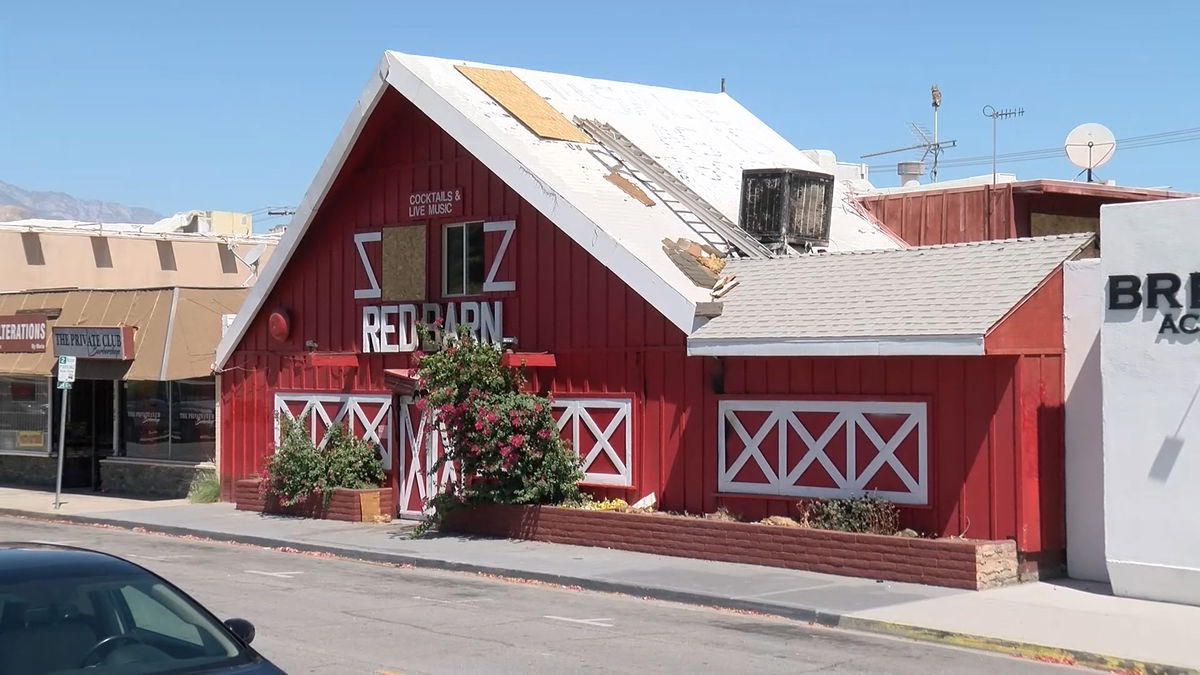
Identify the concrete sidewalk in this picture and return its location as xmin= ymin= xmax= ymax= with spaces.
xmin=1 ymin=486 xmax=1195 ymax=673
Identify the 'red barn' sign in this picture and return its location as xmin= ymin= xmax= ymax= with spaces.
xmin=0 ymin=315 xmax=47 ymax=353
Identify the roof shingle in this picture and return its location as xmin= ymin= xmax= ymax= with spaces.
xmin=688 ymin=234 xmax=1092 ymax=353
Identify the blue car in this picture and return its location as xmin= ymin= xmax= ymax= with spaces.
xmin=0 ymin=544 xmax=284 ymax=674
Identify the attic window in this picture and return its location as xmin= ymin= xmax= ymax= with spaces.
xmin=454 ymin=65 xmax=591 ymax=143
xmin=443 ymin=222 xmax=485 ymax=296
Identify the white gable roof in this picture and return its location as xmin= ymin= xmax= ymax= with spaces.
xmin=216 ymin=52 xmax=901 ymax=368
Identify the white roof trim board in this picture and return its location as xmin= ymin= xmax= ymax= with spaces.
xmin=216 ymin=52 xmax=901 ymax=368
xmin=688 ymin=234 xmax=1094 ymax=357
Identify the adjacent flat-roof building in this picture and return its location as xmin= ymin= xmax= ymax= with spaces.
xmin=0 ymin=219 xmax=278 ymax=497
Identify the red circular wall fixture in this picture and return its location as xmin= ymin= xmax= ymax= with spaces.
xmin=268 ymin=309 xmax=291 ymax=343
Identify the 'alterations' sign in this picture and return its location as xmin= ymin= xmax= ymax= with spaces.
xmin=52 ymin=326 xmax=136 ymax=360
xmin=0 ymin=315 xmax=47 ymax=353
xmin=1109 ymin=272 xmax=1200 ymax=335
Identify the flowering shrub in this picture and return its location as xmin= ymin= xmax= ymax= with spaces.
xmin=263 ymin=413 xmax=385 ymax=508
xmin=414 ymin=326 xmax=582 ymax=533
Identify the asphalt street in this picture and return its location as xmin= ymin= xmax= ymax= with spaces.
xmin=0 ymin=517 xmax=1079 ymax=675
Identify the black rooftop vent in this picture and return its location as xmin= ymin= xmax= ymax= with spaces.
xmin=738 ymin=168 xmax=835 ymax=248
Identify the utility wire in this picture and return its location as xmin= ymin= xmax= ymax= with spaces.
xmin=866 ymin=126 xmax=1200 ymax=171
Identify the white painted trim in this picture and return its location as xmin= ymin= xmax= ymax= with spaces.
xmin=482 ymin=220 xmax=516 ymax=292
xmin=553 ymin=397 xmax=633 ymax=487
xmin=397 ymin=401 xmax=457 ymax=515
xmin=215 ymin=58 xmax=391 ymax=368
xmin=353 ymin=231 xmax=382 ymax=299
xmin=717 ymin=399 xmax=928 ymax=505
xmin=687 ymin=335 xmax=985 ymax=357
xmin=273 ymin=392 xmax=394 ymax=467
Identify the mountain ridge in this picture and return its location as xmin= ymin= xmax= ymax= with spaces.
xmin=0 ymin=180 xmax=162 ymax=223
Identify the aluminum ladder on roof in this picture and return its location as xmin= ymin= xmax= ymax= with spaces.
xmin=576 ymin=118 xmax=774 ymax=260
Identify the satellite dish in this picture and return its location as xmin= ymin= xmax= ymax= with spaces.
xmin=1065 ymin=123 xmax=1116 ymax=181
xmin=241 ymin=243 xmax=268 ymax=267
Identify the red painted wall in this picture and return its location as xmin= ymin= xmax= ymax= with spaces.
xmin=221 ymin=88 xmax=1065 ymax=553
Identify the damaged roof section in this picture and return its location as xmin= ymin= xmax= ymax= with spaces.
xmin=688 ymin=233 xmax=1093 ymax=356
xmin=662 ymin=238 xmax=725 ymax=288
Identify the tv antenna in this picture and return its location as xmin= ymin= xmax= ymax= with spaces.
xmin=861 ymin=85 xmax=956 ymax=184
xmin=982 ymin=105 xmax=1024 ymax=184
xmin=1064 ymin=123 xmax=1116 ymax=183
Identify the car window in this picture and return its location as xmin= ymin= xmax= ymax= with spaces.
xmin=118 ymin=585 xmax=203 ymax=646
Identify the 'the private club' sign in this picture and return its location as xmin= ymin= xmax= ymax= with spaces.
xmin=52 ymin=326 xmax=136 ymax=360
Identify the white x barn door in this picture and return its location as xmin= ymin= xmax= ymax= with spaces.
xmin=718 ymin=400 xmax=928 ymax=504
xmin=397 ymin=400 xmax=457 ymax=515
xmin=552 ymin=397 xmax=633 ymax=487
xmin=273 ymin=393 xmax=393 ymax=467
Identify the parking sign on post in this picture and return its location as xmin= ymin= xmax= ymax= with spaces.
xmin=56 ymin=355 xmax=76 ymax=389
xmin=54 ymin=355 xmax=77 ymax=508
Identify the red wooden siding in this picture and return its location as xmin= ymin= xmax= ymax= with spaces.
xmin=710 ymin=355 xmax=1063 ymax=551
xmin=856 ymin=184 xmax=1017 ymax=246
xmin=986 ymin=268 xmax=1065 ymax=355
xmin=220 ymin=87 xmax=1067 ymax=554
xmin=856 ymin=181 xmax=1181 ymax=247
xmin=220 ymin=89 xmax=697 ymax=508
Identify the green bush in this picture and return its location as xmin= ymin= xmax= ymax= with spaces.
xmin=187 ymin=468 xmax=220 ymax=504
xmin=263 ymin=413 xmax=385 ymax=507
xmin=414 ymin=326 xmax=582 ymax=534
xmin=798 ymin=495 xmax=900 ymax=535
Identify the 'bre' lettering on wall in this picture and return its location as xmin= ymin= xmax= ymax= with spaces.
xmin=1108 ymin=272 xmax=1200 ymax=335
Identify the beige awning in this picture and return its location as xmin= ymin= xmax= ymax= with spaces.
xmin=0 ymin=287 xmax=247 ymax=381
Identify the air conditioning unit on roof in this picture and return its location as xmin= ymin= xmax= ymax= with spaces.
xmin=738 ymin=168 xmax=834 ymax=249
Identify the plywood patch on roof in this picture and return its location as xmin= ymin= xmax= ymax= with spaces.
xmin=605 ymin=171 xmax=654 ymax=207
xmin=454 ymin=65 xmax=591 ymax=143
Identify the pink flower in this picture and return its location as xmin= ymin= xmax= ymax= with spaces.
xmin=537 ymin=428 xmax=551 ymax=440
xmin=413 ymin=350 xmax=424 ymax=359
xmin=486 ymin=412 xmax=498 ymax=423
xmin=413 ymin=399 xmax=427 ymax=411
xmin=432 ymin=317 xmax=445 ymax=328
xmin=511 ymin=434 xmax=525 ymax=447
xmin=474 ymin=421 xmax=484 ymax=431
xmin=533 ymin=403 xmax=543 ymax=413
xmin=511 ymin=417 xmax=520 ymax=428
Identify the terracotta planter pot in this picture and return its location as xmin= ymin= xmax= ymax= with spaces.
xmin=442 ymin=503 xmax=1018 ymax=590
xmin=234 ymin=478 xmax=393 ymax=522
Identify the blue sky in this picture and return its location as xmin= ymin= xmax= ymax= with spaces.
xmin=2 ymin=1 xmax=1196 ymax=229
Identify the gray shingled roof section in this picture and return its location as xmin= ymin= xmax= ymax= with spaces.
xmin=690 ymin=234 xmax=1093 ymax=342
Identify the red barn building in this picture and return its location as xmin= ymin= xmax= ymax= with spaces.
xmin=216 ymin=52 xmax=1090 ymax=574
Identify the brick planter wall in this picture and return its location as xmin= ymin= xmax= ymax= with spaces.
xmin=443 ymin=504 xmax=1019 ymax=590
xmin=234 ymin=478 xmax=394 ymax=522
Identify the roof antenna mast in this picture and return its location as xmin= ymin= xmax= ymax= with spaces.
xmin=930 ymin=85 xmax=942 ymax=181
xmin=982 ymin=104 xmax=1025 ymax=184
xmin=720 ymin=77 xmax=726 ymax=93
xmin=859 ymin=85 xmax=956 ymax=186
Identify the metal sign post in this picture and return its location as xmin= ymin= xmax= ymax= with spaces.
xmin=54 ymin=355 xmax=77 ymax=510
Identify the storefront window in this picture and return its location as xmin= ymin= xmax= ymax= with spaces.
xmin=121 ymin=378 xmax=216 ymax=463
xmin=171 ymin=379 xmax=216 ymax=462
xmin=123 ymin=381 xmax=170 ymax=460
xmin=0 ymin=376 xmax=50 ymax=453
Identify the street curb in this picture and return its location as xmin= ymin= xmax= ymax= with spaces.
xmin=1 ymin=508 xmax=1194 ymax=675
